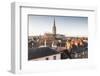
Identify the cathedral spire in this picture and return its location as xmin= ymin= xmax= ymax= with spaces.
xmin=52 ymin=17 xmax=56 ymax=36
xmin=54 ymin=18 xmax=55 ymax=27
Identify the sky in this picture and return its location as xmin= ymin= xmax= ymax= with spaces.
xmin=28 ymin=15 xmax=88 ymax=37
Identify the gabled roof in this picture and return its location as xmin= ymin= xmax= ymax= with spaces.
xmin=28 ymin=47 xmax=59 ymax=60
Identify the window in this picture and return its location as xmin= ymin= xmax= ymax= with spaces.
xmin=46 ymin=57 xmax=49 ymax=60
xmin=53 ymin=56 xmax=56 ymax=60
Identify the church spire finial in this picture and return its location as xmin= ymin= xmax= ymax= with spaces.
xmin=54 ymin=17 xmax=55 ymax=26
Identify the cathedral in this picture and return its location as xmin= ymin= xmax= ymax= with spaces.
xmin=28 ymin=17 xmax=66 ymax=48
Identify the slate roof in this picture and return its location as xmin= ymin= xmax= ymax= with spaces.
xmin=28 ymin=47 xmax=59 ymax=60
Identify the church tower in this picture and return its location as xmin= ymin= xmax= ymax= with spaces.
xmin=52 ymin=18 xmax=56 ymax=37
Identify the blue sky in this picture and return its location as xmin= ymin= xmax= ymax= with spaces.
xmin=28 ymin=15 xmax=88 ymax=37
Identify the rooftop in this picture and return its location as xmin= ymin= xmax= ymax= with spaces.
xmin=28 ymin=47 xmax=59 ymax=60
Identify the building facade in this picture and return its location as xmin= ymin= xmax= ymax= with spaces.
xmin=33 ymin=54 xmax=60 ymax=61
